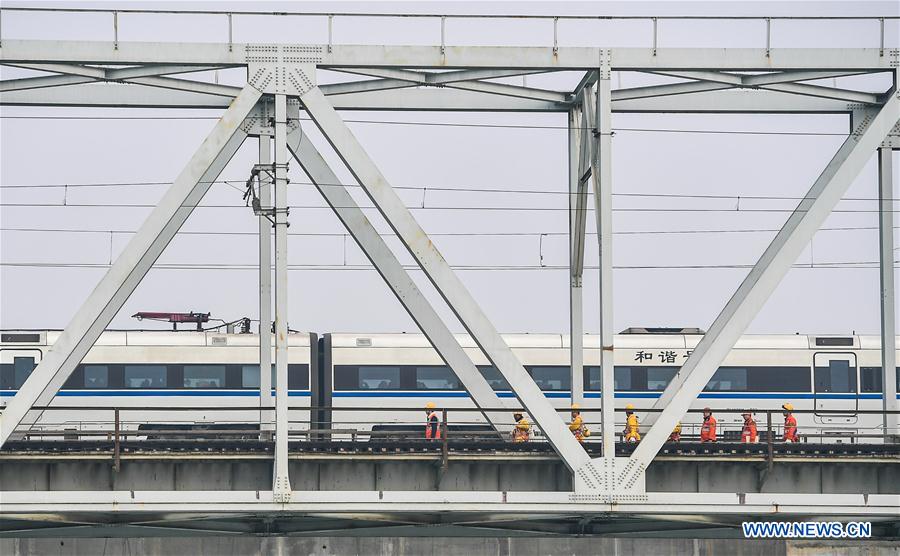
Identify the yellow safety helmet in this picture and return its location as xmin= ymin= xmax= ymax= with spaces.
xmin=571 ymin=403 xmax=581 ymax=410
xmin=625 ymin=403 xmax=635 ymax=410
xmin=425 ymin=402 xmax=436 ymax=409
xmin=782 ymin=403 xmax=794 ymax=412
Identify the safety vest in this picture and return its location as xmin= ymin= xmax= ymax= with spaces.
xmin=741 ymin=419 xmax=758 ymax=443
xmin=569 ymin=414 xmax=585 ymax=442
xmin=513 ymin=417 xmax=531 ymax=442
xmin=783 ymin=414 xmax=799 ymax=442
xmin=425 ymin=411 xmax=441 ymax=440
xmin=624 ymin=413 xmax=641 ymax=442
xmin=701 ymin=416 xmax=717 ymax=442
xmin=669 ymin=422 xmax=682 ymax=442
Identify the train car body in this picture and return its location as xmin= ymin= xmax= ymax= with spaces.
xmin=0 ymin=330 xmax=317 ymax=437
xmin=324 ymin=332 xmax=900 ymax=442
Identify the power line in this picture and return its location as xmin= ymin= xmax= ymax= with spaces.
xmin=0 ymin=114 xmax=851 ymax=137
xmin=2 ymin=180 xmax=893 ymax=203
xmin=1 ymin=225 xmax=895 ymax=238
xmin=2 ymin=202 xmax=897 ymax=213
xmin=1 ymin=261 xmax=891 ymax=271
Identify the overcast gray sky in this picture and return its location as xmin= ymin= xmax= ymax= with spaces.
xmin=1 ymin=1 xmax=898 ymax=336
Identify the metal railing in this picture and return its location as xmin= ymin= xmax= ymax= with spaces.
xmin=5 ymin=405 xmax=899 ymax=469
xmin=0 ymin=7 xmax=896 ymax=54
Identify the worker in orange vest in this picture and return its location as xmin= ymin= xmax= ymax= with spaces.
xmin=700 ymin=407 xmax=717 ymax=442
xmin=569 ymin=403 xmax=587 ymax=442
xmin=669 ymin=422 xmax=682 ymax=442
xmin=782 ymin=403 xmax=799 ymax=442
xmin=424 ymin=401 xmax=441 ymax=440
xmin=623 ymin=403 xmax=641 ymax=442
xmin=741 ymin=411 xmax=758 ymax=443
xmin=511 ymin=412 xmax=531 ymax=442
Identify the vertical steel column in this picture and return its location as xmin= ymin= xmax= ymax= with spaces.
xmin=878 ymin=147 xmax=898 ymax=439
xmin=0 ymin=86 xmax=261 ymax=447
xmin=272 ymin=93 xmax=291 ymax=500
xmin=259 ymin=134 xmax=274 ymax=428
xmin=592 ymin=69 xmax=616 ymax=459
xmin=568 ymin=107 xmax=584 ymax=406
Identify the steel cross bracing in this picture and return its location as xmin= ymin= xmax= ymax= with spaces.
xmin=1 ymin=32 xmax=899 ymax=501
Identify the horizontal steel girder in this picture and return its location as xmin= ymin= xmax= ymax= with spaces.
xmin=0 ymin=491 xmax=897 ymax=518
xmin=1 ymin=40 xmax=896 ymax=70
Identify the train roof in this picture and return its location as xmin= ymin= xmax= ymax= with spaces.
xmin=0 ymin=330 xmax=313 ymax=347
xmin=2 ymin=331 xmax=897 ymax=351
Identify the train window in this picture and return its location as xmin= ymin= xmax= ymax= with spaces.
xmin=585 ymin=367 xmax=638 ymax=391
xmin=84 ymin=365 xmax=108 ymax=388
xmin=478 ymin=366 xmax=510 ymax=391
xmin=13 ymin=357 xmax=36 ymax=388
xmin=704 ymin=367 xmax=748 ymax=391
xmin=241 ymin=365 xmax=276 ymax=389
xmin=814 ymin=361 xmax=857 ymax=393
xmin=647 ymin=367 xmax=677 ymax=391
xmin=860 ymin=367 xmax=882 ymax=393
xmin=124 ymin=365 xmax=167 ymax=388
xmin=615 ymin=367 xmax=633 ymax=391
xmin=746 ymin=367 xmax=810 ymax=392
xmin=358 ymin=366 xmax=400 ymax=390
xmin=416 ymin=366 xmax=461 ymax=390
xmin=527 ymin=366 xmax=570 ymax=391
xmin=183 ymin=365 xmax=226 ymax=388
xmin=287 ymin=364 xmax=310 ymax=390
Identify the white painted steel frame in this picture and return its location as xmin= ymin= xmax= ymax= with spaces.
xmin=568 ymin=106 xmax=585 ymax=407
xmin=593 ymin=69 xmax=616 ymax=460
xmin=286 ymin=125 xmax=510 ymax=427
xmin=2 ymin=40 xmax=897 ymax=70
xmin=879 ymin=147 xmax=899 ymax=437
xmin=272 ymin=94 xmax=291 ymax=501
xmin=299 ymin=86 xmax=592 ymax=473
xmin=1 ymin=491 xmax=897 ymax=518
xmin=627 ymin=85 xmax=900 ymax=486
xmin=258 ymin=130 xmax=273 ymax=424
xmin=0 ymin=85 xmax=263 ymax=447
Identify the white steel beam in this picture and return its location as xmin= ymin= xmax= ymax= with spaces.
xmin=5 ymin=62 xmax=229 ymax=79
xmin=612 ymin=81 xmax=734 ymax=101
xmin=5 ymin=41 xmax=895 ymax=70
xmin=878 ymin=147 xmax=898 ymax=439
xmin=258 ymin=132 xmax=274 ymax=426
xmin=624 ymin=89 xmax=900 ymax=486
xmin=0 ymin=86 xmax=262 ymax=447
xmin=299 ymin=86 xmax=591 ymax=473
xmin=568 ymin=106 xmax=586 ymax=406
xmin=645 ymin=70 xmax=880 ymax=104
xmin=325 ymin=67 xmax=568 ymax=103
xmin=0 ymin=83 xmax=864 ymax=114
xmin=286 ymin=128 xmax=509 ymax=428
xmin=333 ymin=67 xmax=550 ymax=85
xmin=592 ymin=70 xmax=616 ymax=460
xmin=272 ymin=93 xmax=292 ymax=501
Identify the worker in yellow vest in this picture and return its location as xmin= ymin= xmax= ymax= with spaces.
xmin=623 ymin=403 xmax=641 ymax=442
xmin=511 ymin=412 xmax=531 ymax=442
xmin=569 ymin=403 xmax=587 ymax=442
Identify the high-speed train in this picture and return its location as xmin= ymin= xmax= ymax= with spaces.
xmin=2 ymin=329 xmax=898 ymax=441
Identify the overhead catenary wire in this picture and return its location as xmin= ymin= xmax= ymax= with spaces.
xmin=0 ymin=114 xmax=855 ymax=137
xmin=2 ymin=261 xmax=893 ymax=271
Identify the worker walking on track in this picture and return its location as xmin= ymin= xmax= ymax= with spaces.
xmin=512 ymin=412 xmax=531 ymax=442
xmin=782 ymin=403 xmax=799 ymax=442
xmin=669 ymin=421 xmax=682 ymax=442
xmin=424 ymin=401 xmax=441 ymax=440
xmin=569 ymin=404 xmax=587 ymax=442
xmin=623 ymin=403 xmax=641 ymax=442
xmin=700 ymin=407 xmax=717 ymax=442
xmin=741 ymin=411 xmax=758 ymax=443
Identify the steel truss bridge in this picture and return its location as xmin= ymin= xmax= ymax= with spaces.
xmin=0 ymin=7 xmax=898 ymax=537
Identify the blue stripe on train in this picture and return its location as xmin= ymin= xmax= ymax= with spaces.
xmin=0 ymin=390 xmax=310 ymax=397
xmin=0 ymin=390 xmax=893 ymax=399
